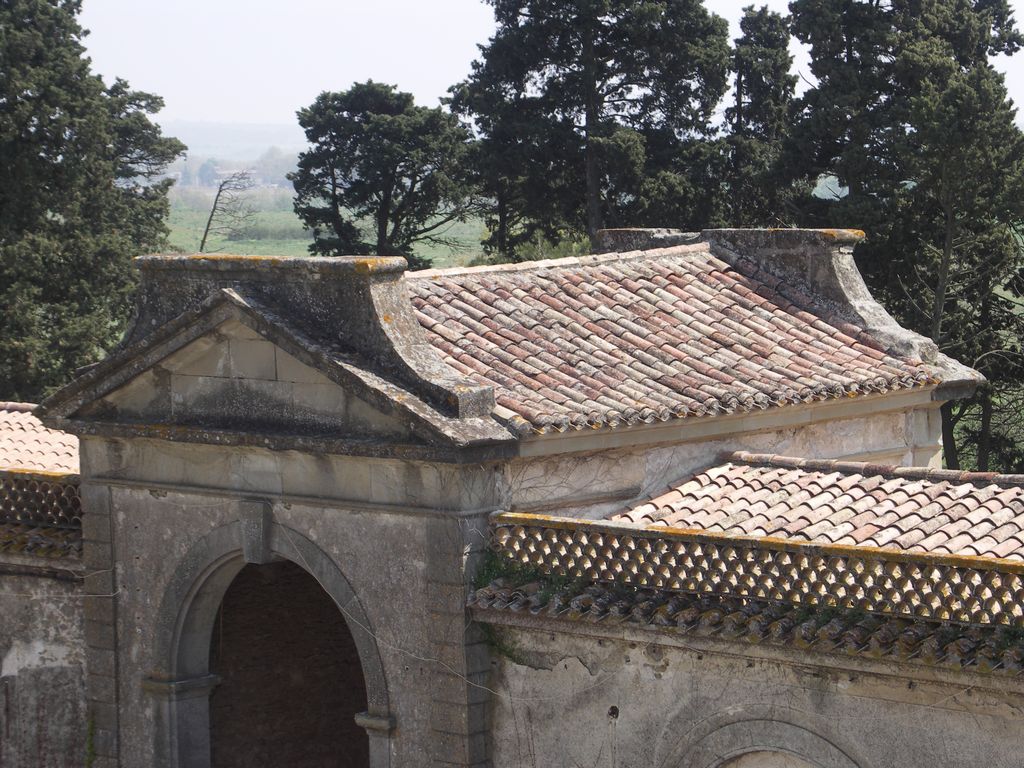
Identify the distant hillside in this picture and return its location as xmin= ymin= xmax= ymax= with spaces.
xmin=159 ymin=120 xmax=306 ymax=160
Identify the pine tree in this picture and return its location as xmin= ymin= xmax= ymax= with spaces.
xmin=0 ymin=0 xmax=184 ymax=401
xmin=291 ymin=81 xmax=477 ymax=269
xmin=455 ymin=0 xmax=731 ymax=247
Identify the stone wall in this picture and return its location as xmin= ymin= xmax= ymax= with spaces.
xmin=484 ymin=622 xmax=1024 ymax=768
xmin=507 ymin=404 xmax=943 ymax=519
xmin=0 ymin=562 xmax=86 ymax=768
xmin=79 ymin=434 xmax=498 ymax=768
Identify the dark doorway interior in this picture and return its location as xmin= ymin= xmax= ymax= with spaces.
xmin=209 ymin=560 xmax=370 ymax=768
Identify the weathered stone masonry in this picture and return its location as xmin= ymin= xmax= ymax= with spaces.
xmin=3 ymin=227 xmax=1020 ymax=768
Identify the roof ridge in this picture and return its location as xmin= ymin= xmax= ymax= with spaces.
xmin=725 ymin=450 xmax=1024 ymax=488
xmin=0 ymin=402 xmax=37 ymax=413
xmin=406 ymin=242 xmax=711 ymax=279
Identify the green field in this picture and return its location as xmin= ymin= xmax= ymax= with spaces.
xmin=167 ymin=188 xmax=486 ymax=268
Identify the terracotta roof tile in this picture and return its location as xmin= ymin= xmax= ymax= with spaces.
xmin=0 ymin=403 xmax=78 ymax=475
xmin=407 ymin=245 xmax=936 ymax=434
xmin=609 ymin=451 xmax=1024 ymax=562
xmin=0 ymin=521 xmax=81 ymax=559
xmin=470 ymin=578 xmax=1024 ymax=677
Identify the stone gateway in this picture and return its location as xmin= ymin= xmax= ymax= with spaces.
xmin=2 ymin=228 xmax=1020 ymax=768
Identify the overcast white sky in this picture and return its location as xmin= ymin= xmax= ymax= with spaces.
xmin=79 ymin=0 xmax=1024 ymax=126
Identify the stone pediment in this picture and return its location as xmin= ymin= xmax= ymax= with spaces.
xmin=38 ymin=276 xmax=515 ymax=459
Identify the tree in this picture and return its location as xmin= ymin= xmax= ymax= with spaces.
xmin=199 ymin=171 xmax=256 ymax=252
xmin=723 ymin=5 xmax=800 ymax=226
xmin=787 ymin=0 xmax=1024 ymax=470
xmin=455 ymin=0 xmax=731 ymax=246
xmin=291 ymin=81 xmax=478 ymax=269
xmin=448 ymin=82 xmax=585 ymax=261
xmin=197 ymin=158 xmax=219 ymax=187
xmin=0 ymin=0 xmax=184 ymax=401
xmin=254 ymin=146 xmax=296 ymax=187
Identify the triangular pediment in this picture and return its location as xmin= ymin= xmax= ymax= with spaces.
xmin=37 ymin=290 xmax=514 ymax=454
xmin=82 ymin=318 xmax=413 ymax=441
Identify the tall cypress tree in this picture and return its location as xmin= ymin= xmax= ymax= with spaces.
xmin=723 ymin=5 xmax=800 ymax=226
xmin=0 ymin=0 xmax=184 ymax=401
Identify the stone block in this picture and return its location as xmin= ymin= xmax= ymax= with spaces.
xmin=88 ymin=700 xmax=118 ymax=732
xmin=219 ymin=317 xmax=264 ymax=341
xmin=101 ymin=368 xmax=164 ymax=416
xmin=86 ymin=672 xmax=117 ymax=702
xmin=431 ymin=729 xmax=489 ymax=765
xmin=276 ymin=348 xmax=333 ymax=384
xmin=348 ymin=395 xmax=408 ymax=438
xmin=434 ymin=641 xmax=491 ymax=677
xmin=427 ymin=610 xmax=469 ymax=645
xmin=82 ymin=513 xmax=112 ymax=543
xmin=430 ymin=700 xmax=488 ymax=737
xmin=426 ymin=582 xmax=468 ymax=614
xmin=84 ymin=620 xmax=116 ymax=650
xmin=83 ymin=540 xmax=113 ymax=570
xmin=293 ymin=382 xmax=346 ymax=415
xmin=83 ymin=594 xmax=116 ymax=624
xmin=84 ymin=569 xmax=115 ymax=595
xmin=228 ymin=338 xmax=277 ymax=379
xmin=91 ymin=727 xmax=118 ymax=758
xmin=163 ymin=335 xmax=230 ymax=377
xmin=85 ymin=647 xmax=116 ymax=678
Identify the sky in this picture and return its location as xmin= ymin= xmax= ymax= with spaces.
xmin=80 ymin=0 xmax=1024 ymax=129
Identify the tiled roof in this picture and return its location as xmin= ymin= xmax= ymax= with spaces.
xmin=408 ymin=245 xmax=935 ymax=435
xmin=470 ymin=577 xmax=1024 ymax=677
xmin=0 ymin=402 xmax=79 ymax=475
xmin=0 ymin=521 xmax=82 ymax=559
xmin=612 ymin=452 xmax=1024 ymax=562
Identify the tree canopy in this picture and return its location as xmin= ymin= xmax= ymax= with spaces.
xmin=291 ymin=81 xmax=477 ymax=269
xmin=0 ymin=0 xmax=184 ymax=401
xmin=452 ymin=0 xmax=731 ymax=246
xmin=722 ymin=5 xmax=800 ymax=226
xmin=787 ymin=0 xmax=1024 ymax=470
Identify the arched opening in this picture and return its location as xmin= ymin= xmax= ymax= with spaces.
xmin=207 ymin=560 xmax=369 ymax=767
xmin=722 ymin=752 xmax=818 ymax=768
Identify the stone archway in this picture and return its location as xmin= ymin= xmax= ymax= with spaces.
xmin=721 ymin=751 xmax=819 ymax=768
xmin=208 ymin=560 xmax=369 ymax=767
xmin=673 ymin=719 xmax=862 ymax=768
xmin=146 ymin=516 xmax=393 ymax=768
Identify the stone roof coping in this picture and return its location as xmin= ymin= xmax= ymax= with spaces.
xmin=409 ymin=242 xmax=710 ymax=279
xmin=136 ymin=253 xmax=408 ymax=276
xmin=0 ymin=402 xmax=35 ymax=413
xmin=728 ymin=450 xmax=1024 ymax=488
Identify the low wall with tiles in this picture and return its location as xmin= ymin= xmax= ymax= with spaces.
xmin=0 ymin=470 xmax=87 ymax=768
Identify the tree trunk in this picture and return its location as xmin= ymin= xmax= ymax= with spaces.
xmin=583 ymin=22 xmax=603 ymax=247
xmin=496 ymin=187 xmax=509 ymax=258
xmin=930 ymin=202 xmax=955 ymax=341
xmin=199 ymin=183 xmax=225 ymax=253
xmin=941 ymin=401 xmax=961 ymax=470
xmin=376 ymin=189 xmax=392 ymax=255
xmin=978 ymin=390 xmax=993 ymax=471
